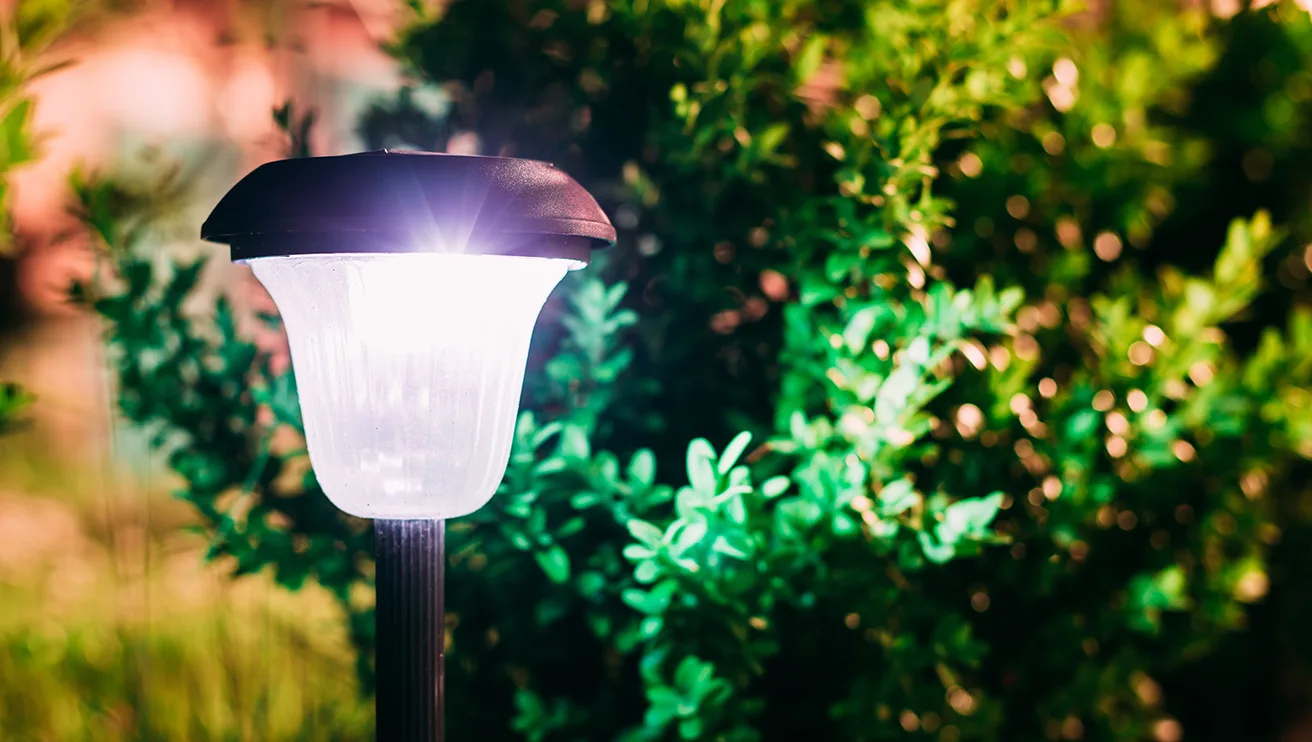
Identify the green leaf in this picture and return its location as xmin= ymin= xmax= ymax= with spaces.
xmin=534 ymin=457 xmax=568 ymax=476
xmin=1065 ymin=408 xmax=1099 ymax=439
xmin=640 ymin=616 xmax=663 ymax=638
xmin=757 ymin=122 xmax=790 ymax=155
xmin=918 ymin=531 xmax=956 ymax=564
xmin=561 ymin=425 xmax=591 ymax=460
xmin=795 ymin=34 xmax=827 ymax=83
xmin=938 ymin=492 xmax=1005 ymax=544
xmin=718 ymin=431 xmax=752 ymax=474
xmin=622 ymin=588 xmax=651 ymax=613
xmin=760 ymin=475 xmax=790 ymax=498
xmin=628 ymin=449 xmax=657 ymax=486
xmin=0 ymin=99 xmax=35 ymax=167
xmin=627 ymin=520 xmax=663 ymax=547
xmin=686 ymin=438 xmax=717 ymax=493
xmin=673 ymin=518 xmax=708 ymax=552
xmin=623 ymin=544 xmax=655 ymax=560
xmin=571 ymin=492 xmax=601 ymax=509
xmin=711 ymin=535 xmax=749 ymax=559
xmin=530 ymin=420 xmax=563 ymax=449
xmin=605 ymin=281 xmax=629 ymax=310
xmin=878 ymin=478 xmax=919 ymax=515
xmin=634 ymin=560 xmax=660 ymax=583
xmin=874 ymin=363 xmax=921 ymax=425
xmin=844 ymin=306 xmax=881 ymax=353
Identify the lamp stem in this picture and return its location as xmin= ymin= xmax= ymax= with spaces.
xmin=375 ymin=518 xmax=445 ymax=742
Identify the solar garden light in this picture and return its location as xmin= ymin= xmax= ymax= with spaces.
xmin=201 ymin=151 xmax=615 ymax=741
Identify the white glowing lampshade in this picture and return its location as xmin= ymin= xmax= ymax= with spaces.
xmin=249 ymin=252 xmax=572 ymax=519
xmin=203 ymin=151 xmax=614 ymax=520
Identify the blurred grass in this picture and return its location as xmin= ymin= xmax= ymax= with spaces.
xmin=0 ymin=425 xmax=374 ymax=741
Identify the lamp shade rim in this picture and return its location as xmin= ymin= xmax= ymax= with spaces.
xmin=201 ymin=150 xmax=616 ymax=260
xmin=227 ymin=232 xmax=595 ymax=265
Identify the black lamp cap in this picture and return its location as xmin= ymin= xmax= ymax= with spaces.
xmin=201 ymin=150 xmax=615 ymax=265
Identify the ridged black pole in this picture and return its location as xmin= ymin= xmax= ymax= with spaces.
xmin=375 ymin=519 xmax=445 ymax=742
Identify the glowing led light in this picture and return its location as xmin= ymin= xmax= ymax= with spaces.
xmin=1128 ymin=341 xmax=1154 ymax=365
xmin=1127 ymin=389 xmax=1149 ymax=412
xmin=1094 ymin=231 xmax=1123 ymax=261
xmin=1092 ymin=390 xmax=1115 ymax=411
xmin=249 ymin=252 xmax=573 ymax=519
xmin=1053 ymin=58 xmax=1079 ymax=87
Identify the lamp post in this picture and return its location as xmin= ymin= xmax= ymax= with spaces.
xmin=201 ymin=150 xmax=616 ymax=741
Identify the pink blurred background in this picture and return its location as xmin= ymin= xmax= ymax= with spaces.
xmin=1 ymin=0 xmax=410 ymax=463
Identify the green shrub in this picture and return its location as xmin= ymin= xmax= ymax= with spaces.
xmin=85 ymin=1 xmax=1312 ymax=740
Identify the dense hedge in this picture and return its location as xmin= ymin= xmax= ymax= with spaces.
xmin=86 ymin=1 xmax=1312 ymax=740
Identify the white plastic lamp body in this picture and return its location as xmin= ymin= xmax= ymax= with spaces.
xmin=247 ymin=252 xmax=573 ymax=520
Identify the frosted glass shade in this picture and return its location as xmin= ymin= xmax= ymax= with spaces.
xmin=248 ymin=253 xmax=571 ymax=519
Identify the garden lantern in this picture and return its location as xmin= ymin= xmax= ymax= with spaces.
xmin=201 ymin=150 xmax=615 ymax=741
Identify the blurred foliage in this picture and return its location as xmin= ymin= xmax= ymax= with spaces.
xmin=71 ymin=159 xmax=379 ymax=688
xmin=0 ymin=0 xmax=84 ymax=433
xmin=0 ymin=605 xmax=371 ymax=741
xmin=77 ymin=0 xmax=1312 ymax=741
xmin=0 ymin=0 xmax=81 ymax=253
xmin=0 ymin=483 xmax=372 ymax=742
xmin=0 ymin=381 xmax=31 ymax=434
